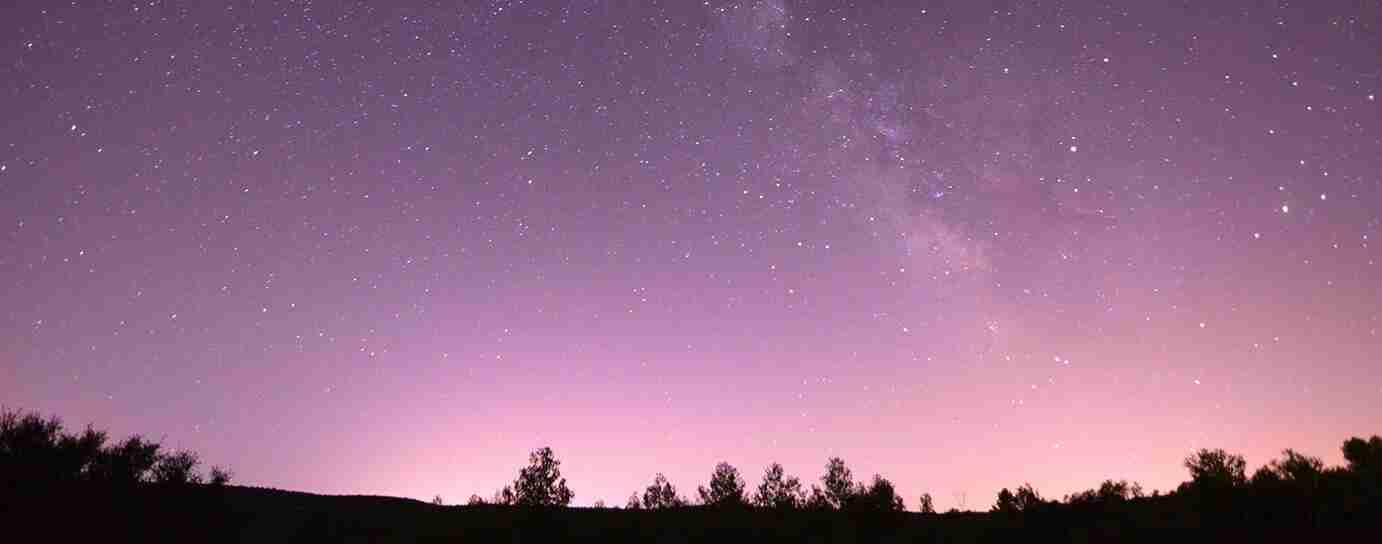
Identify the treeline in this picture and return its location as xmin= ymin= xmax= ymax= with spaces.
xmin=5 ymin=406 xmax=1381 ymax=529
xmin=977 ymin=441 xmax=1382 ymax=523
xmin=466 ymin=449 xmax=910 ymax=512
xmin=0 ymin=408 xmax=230 ymax=489
xmin=461 ymin=438 xmax=1382 ymax=525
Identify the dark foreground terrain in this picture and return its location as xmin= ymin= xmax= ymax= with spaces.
xmin=2 ymin=482 xmax=1375 ymax=543
xmin=3 ymin=409 xmax=1379 ymax=542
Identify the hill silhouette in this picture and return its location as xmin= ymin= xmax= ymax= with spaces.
xmin=2 ymin=407 xmax=1379 ymax=542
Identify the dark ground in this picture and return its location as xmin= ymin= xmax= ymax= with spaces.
xmin=2 ymin=483 xmax=1368 ymax=543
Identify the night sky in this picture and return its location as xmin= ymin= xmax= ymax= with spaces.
xmin=2 ymin=1 xmax=1379 ymax=510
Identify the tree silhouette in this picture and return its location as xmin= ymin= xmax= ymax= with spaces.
xmin=853 ymin=474 xmax=904 ymax=511
xmin=819 ymin=457 xmax=856 ymax=509
xmin=151 ymin=450 xmax=203 ymax=485
xmin=917 ymin=492 xmax=935 ymax=514
xmin=466 ymin=494 xmax=486 ymax=506
xmin=1183 ymin=448 xmax=1247 ymax=491
xmin=431 ymin=495 xmax=445 ymax=506
xmin=2 ymin=408 xmax=229 ymax=490
xmin=697 ymin=462 xmax=747 ymax=507
xmin=753 ymin=462 xmax=805 ymax=509
xmin=15 ymin=405 xmax=1382 ymax=535
xmin=1342 ymin=436 xmax=1382 ymax=473
xmin=1252 ymin=463 xmax=1286 ymax=488
xmin=993 ymin=488 xmax=1017 ymax=513
xmin=1342 ymin=435 xmax=1382 ymax=504
xmin=0 ymin=410 xmax=65 ymax=484
xmin=624 ymin=492 xmax=642 ymax=510
xmin=1014 ymin=483 xmax=1044 ymax=511
xmin=1252 ymin=448 xmax=1328 ymax=518
xmin=90 ymin=435 xmax=161 ymax=485
xmin=1263 ymin=450 xmax=1324 ymax=485
xmin=641 ymin=473 xmax=686 ymax=509
xmin=54 ymin=425 xmax=107 ymax=482
xmin=1067 ymin=480 xmax=1143 ymax=505
xmin=510 ymin=447 xmax=573 ymax=507
xmin=805 ymin=486 xmax=831 ymax=509
xmin=994 ymin=484 xmax=1044 ymax=513
xmin=492 ymin=485 xmax=516 ymax=505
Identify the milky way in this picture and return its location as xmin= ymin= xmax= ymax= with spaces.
xmin=2 ymin=1 xmax=1379 ymax=509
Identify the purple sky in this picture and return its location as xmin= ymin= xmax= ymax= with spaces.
xmin=2 ymin=1 xmax=1379 ymax=510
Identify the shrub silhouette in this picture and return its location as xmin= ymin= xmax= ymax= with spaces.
xmin=697 ymin=462 xmax=747 ymax=507
xmin=752 ymin=462 xmax=805 ymax=509
xmin=209 ymin=465 xmax=233 ymax=486
xmin=509 ymin=447 xmax=573 ymax=507
xmin=917 ymin=492 xmax=934 ymax=513
xmin=641 ymin=473 xmax=686 ymax=509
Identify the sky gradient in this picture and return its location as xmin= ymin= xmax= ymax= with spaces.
xmin=2 ymin=1 xmax=1379 ymax=510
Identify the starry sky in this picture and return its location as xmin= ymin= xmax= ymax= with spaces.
xmin=2 ymin=0 xmax=1379 ymax=510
